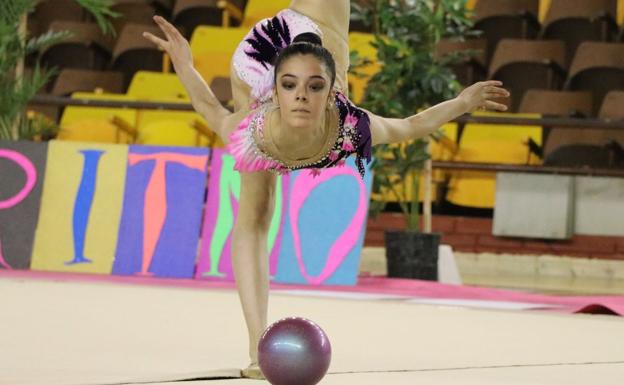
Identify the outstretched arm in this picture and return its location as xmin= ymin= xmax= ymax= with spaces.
xmin=368 ymin=81 xmax=510 ymax=145
xmin=231 ymin=171 xmax=277 ymax=364
xmin=143 ymin=16 xmax=234 ymax=142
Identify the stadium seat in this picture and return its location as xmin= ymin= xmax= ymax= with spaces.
xmin=599 ymin=90 xmax=624 ymax=119
xmin=370 ymin=123 xmax=459 ymax=205
xmin=111 ymin=23 xmax=167 ymax=89
xmin=489 ymin=39 xmax=566 ymax=111
xmin=241 ymin=0 xmax=291 ymax=27
xmin=518 ymin=89 xmax=593 ymax=117
xmin=51 ymin=69 xmax=125 ymax=96
xmin=435 ymin=38 xmax=488 ymax=86
xmin=445 ymin=112 xmax=543 ymax=208
xmin=58 ymin=92 xmax=138 ymax=143
xmin=565 ymin=41 xmax=624 ymax=115
xmin=134 ymin=107 xmax=213 ymax=147
xmin=189 ymin=25 xmax=248 ymax=53
xmin=541 ymin=90 xmax=624 ymax=168
xmin=194 ymin=51 xmax=235 ymax=85
xmin=173 ymin=0 xmax=246 ymax=37
xmin=152 ymin=0 xmax=175 ymax=14
xmin=189 ymin=26 xmax=248 ymax=83
xmin=541 ymin=0 xmax=619 ymax=67
xmin=31 ymin=0 xmax=86 ymax=33
xmin=110 ymin=1 xmax=160 ymax=36
xmin=473 ymin=0 xmax=540 ymax=65
xmin=126 ymin=71 xmax=189 ymax=101
xmin=35 ymin=68 xmax=125 ymax=123
xmin=125 ymin=72 xmax=219 ymax=147
xmin=41 ymin=21 xmax=113 ymax=71
xmin=518 ymin=90 xmax=593 ymax=159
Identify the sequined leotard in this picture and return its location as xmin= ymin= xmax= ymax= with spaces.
xmin=226 ymin=6 xmax=372 ymax=178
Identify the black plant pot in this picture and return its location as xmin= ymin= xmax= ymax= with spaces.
xmin=384 ymin=230 xmax=441 ymax=281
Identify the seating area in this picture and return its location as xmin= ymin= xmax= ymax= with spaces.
xmin=24 ymin=0 xmax=624 ymax=210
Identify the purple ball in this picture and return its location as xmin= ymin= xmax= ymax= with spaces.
xmin=258 ymin=317 xmax=332 ymax=385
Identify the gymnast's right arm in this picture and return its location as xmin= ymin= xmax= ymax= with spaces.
xmin=143 ymin=16 xmax=236 ymax=142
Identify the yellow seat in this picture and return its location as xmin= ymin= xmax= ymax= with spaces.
xmin=124 ymin=70 xmax=220 ymax=147
xmin=194 ymin=51 xmax=234 ymax=85
xmin=189 ymin=26 xmax=248 ymax=83
xmin=241 ymin=0 xmax=291 ymax=27
xmin=190 ymin=25 xmax=248 ymax=54
xmin=445 ymin=112 xmax=542 ymax=209
xmin=370 ymin=122 xmax=458 ymax=205
xmin=59 ymin=92 xmax=137 ymax=143
xmin=136 ymin=119 xmax=204 ymax=147
xmin=59 ymin=89 xmax=222 ymax=147
xmin=127 ymin=71 xmax=189 ymax=101
xmin=134 ymin=105 xmax=216 ymax=147
xmin=348 ymin=32 xmax=380 ymax=104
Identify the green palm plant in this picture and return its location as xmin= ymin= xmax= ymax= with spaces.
xmin=351 ymin=0 xmax=478 ymax=230
xmin=0 ymin=0 xmax=117 ymax=140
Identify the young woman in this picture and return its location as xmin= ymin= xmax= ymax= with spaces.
xmin=143 ymin=0 xmax=509 ymax=378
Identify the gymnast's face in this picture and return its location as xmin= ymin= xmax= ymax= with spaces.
xmin=274 ymin=54 xmax=333 ymax=130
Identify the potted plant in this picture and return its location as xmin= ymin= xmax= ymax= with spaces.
xmin=0 ymin=0 xmax=116 ymax=141
xmin=351 ymin=0 xmax=477 ymax=280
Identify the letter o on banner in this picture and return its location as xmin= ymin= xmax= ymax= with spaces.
xmin=289 ymin=167 xmax=367 ymax=285
xmin=0 ymin=149 xmax=37 ymax=209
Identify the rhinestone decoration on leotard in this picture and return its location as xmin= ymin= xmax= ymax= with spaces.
xmin=227 ymin=90 xmax=372 ymax=179
xmin=228 ymin=9 xmax=372 ymax=179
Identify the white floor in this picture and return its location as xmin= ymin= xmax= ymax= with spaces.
xmin=2 ymin=276 xmax=624 ymax=385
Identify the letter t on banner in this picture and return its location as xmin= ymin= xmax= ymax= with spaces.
xmin=113 ymin=146 xmax=209 ymax=278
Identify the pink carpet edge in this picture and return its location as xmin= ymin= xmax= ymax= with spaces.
xmin=1 ymin=269 xmax=622 ymax=316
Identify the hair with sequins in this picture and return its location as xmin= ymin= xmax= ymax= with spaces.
xmin=273 ymin=32 xmax=337 ymax=88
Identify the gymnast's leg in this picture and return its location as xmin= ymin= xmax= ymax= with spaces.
xmin=289 ymin=0 xmax=350 ymax=37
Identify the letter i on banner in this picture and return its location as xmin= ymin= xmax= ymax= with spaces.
xmin=31 ymin=141 xmax=128 ymax=273
xmin=0 ymin=141 xmax=48 ymax=270
xmin=274 ymin=157 xmax=373 ymax=286
xmin=113 ymin=146 xmax=209 ymax=278
xmin=194 ymin=148 xmax=288 ymax=282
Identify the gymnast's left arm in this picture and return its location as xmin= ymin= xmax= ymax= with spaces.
xmin=366 ymin=80 xmax=510 ymax=146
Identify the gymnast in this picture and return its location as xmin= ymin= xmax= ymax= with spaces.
xmin=143 ymin=0 xmax=509 ymax=378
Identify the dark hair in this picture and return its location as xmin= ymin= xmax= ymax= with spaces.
xmin=273 ymin=32 xmax=337 ymax=88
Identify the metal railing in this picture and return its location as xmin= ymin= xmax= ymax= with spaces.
xmin=32 ymin=95 xmax=624 ymax=178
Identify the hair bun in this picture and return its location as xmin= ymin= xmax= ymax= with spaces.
xmin=292 ymin=32 xmax=323 ymax=47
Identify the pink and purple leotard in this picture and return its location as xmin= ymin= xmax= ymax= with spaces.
xmin=227 ymin=9 xmax=372 ymax=178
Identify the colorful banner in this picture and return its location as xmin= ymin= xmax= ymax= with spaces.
xmin=7 ymin=139 xmax=370 ymax=286
xmin=195 ymin=148 xmax=287 ymax=281
xmin=196 ymin=148 xmax=372 ymax=286
xmin=275 ymin=160 xmax=373 ymax=285
xmin=112 ymin=146 xmax=209 ymax=278
xmin=30 ymin=141 xmax=128 ymax=273
xmin=0 ymin=141 xmax=48 ymax=270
